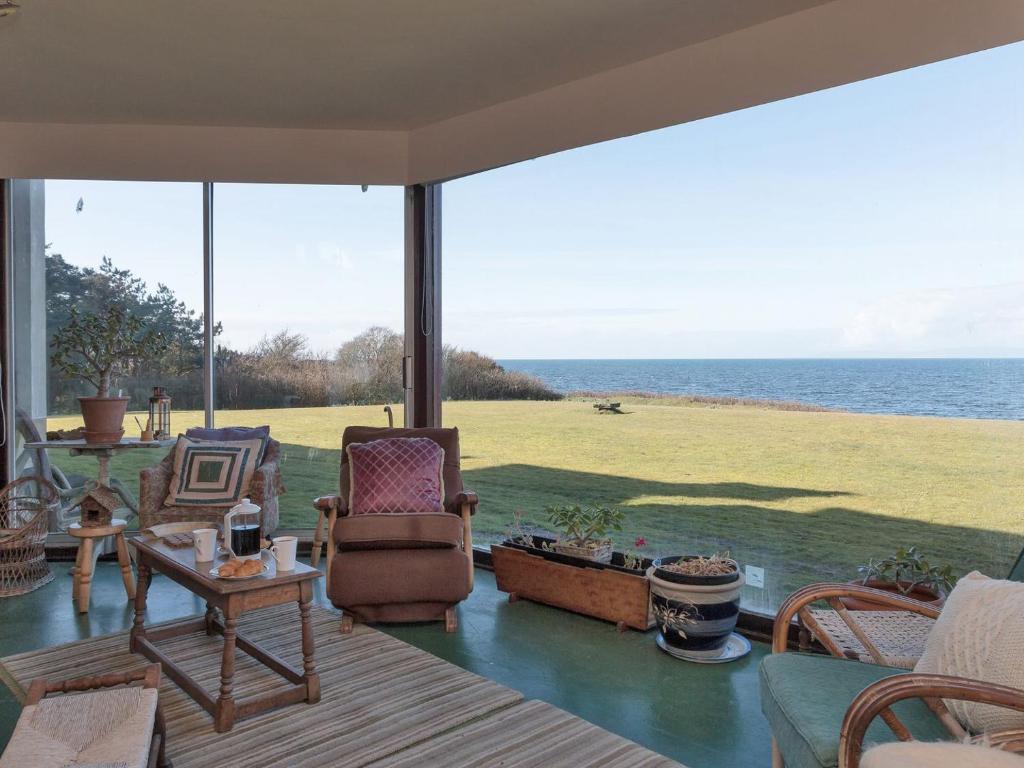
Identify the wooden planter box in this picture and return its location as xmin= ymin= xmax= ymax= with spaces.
xmin=492 ymin=540 xmax=655 ymax=631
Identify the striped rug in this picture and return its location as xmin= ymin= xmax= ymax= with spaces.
xmin=0 ymin=605 xmax=684 ymax=767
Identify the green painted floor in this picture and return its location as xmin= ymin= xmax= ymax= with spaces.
xmin=0 ymin=561 xmax=772 ymax=768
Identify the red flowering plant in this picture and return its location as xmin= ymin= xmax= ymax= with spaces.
xmin=621 ymin=535 xmax=648 ymax=571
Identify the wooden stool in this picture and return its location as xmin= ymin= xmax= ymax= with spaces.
xmin=69 ymin=518 xmax=135 ymax=613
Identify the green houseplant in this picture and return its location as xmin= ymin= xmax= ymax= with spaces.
xmin=544 ymin=503 xmax=624 ymax=563
xmin=846 ymin=546 xmax=955 ymax=610
xmin=50 ymin=305 xmax=166 ymax=443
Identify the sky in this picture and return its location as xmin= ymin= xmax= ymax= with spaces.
xmin=44 ymin=41 xmax=1024 ymax=360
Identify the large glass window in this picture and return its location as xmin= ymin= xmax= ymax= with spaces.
xmin=213 ymin=184 xmax=403 ymax=529
xmin=444 ymin=42 xmax=1024 ymax=613
xmin=13 ymin=180 xmax=202 ymax=529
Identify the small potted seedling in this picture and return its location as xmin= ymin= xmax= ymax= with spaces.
xmin=50 ymin=305 xmax=166 ymax=444
xmin=647 ymin=553 xmax=744 ymax=656
xmin=545 ymin=503 xmax=624 ymax=564
xmin=846 ymin=546 xmax=954 ymax=611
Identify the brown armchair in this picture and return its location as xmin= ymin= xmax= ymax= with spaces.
xmin=313 ymin=426 xmax=476 ymax=633
xmin=139 ymin=435 xmax=284 ymax=533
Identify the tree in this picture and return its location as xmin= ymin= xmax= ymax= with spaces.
xmin=45 ymin=251 xmax=216 ymax=411
xmin=334 ymin=327 xmax=404 ymax=403
xmin=50 ymin=305 xmax=168 ymax=397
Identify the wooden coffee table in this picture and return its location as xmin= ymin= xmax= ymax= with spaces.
xmin=129 ymin=535 xmax=322 ymax=732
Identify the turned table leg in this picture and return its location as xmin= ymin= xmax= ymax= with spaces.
xmin=76 ymin=537 xmax=95 ymax=613
xmin=300 ymin=582 xmax=321 ymax=703
xmin=130 ymin=561 xmax=150 ymax=653
xmin=115 ymin=532 xmax=136 ymax=600
xmin=216 ymin=610 xmax=238 ymax=733
xmin=205 ymin=602 xmax=217 ymax=635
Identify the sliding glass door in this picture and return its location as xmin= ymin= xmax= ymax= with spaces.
xmin=8 ymin=179 xmax=203 ymax=527
xmin=212 ymin=183 xmax=403 ymax=530
xmin=3 ymin=180 xmax=404 ymax=532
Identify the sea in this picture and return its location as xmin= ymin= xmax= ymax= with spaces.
xmin=497 ymin=358 xmax=1024 ymax=421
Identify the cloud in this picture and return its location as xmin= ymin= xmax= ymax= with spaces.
xmin=840 ymin=282 xmax=1024 ymax=354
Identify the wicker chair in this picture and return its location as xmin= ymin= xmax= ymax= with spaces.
xmin=138 ymin=436 xmax=284 ymax=533
xmin=0 ymin=664 xmax=169 ymax=768
xmin=0 ymin=477 xmax=60 ymax=597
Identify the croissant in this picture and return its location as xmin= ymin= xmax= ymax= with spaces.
xmin=238 ymin=559 xmax=263 ymax=576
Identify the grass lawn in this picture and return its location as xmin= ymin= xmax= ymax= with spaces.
xmin=46 ymin=399 xmax=1024 ymax=612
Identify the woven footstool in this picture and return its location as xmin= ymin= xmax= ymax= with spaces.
xmin=0 ymin=664 xmax=170 ymax=768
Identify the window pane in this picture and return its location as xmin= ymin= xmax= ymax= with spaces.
xmin=443 ymin=43 xmax=1024 ymax=614
xmin=13 ymin=180 xmax=203 ymax=530
xmin=212 ymin=184 xmax=403 ymax=530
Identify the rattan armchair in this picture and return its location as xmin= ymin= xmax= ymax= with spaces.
xmin=840 ymin=673 xmax=1024 ymax=767
xmin=798 ymin=549 xmax=1024 ymax=670
xmin=763 ymin=582 xmax=1024 ymax=768
xmin=0 ymin=477 xmax=60 ymax=597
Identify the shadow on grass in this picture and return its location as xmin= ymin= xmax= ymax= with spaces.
xmin=462 ymin=463 xmax=852 ymax=504
xmin=90 ymin=443 xmax=1021 ymax=592
xmin=461 ymin=463 xmax=1024 ymax=595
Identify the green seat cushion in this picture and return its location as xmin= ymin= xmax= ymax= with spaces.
xmin=759 ymin=653 xmax=951 ymax=768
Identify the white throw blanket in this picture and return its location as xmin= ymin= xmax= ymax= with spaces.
xmin=915 ymin=571 xmax=1024 ymax=733
xmin=862 ymin=742 xmax=1024 ymax=768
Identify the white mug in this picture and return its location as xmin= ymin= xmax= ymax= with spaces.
xmin=270 ymin=536 xmax=297 ymax=572
xmin=193 ymin=528 xmax=218 ymax=562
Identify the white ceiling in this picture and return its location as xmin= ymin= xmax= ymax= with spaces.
xmin=1 ymin=0 xmax=1022 ymax=184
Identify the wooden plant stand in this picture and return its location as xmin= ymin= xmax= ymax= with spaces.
xmin=492 ymin=543 xmax=654 ymax=631
xmin=130 ymin=535 xmax=322 ymax=733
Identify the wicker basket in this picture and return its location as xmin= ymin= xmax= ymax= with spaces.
xmin=552 ymin=540 xmax=614 ymax=564
xmin=0 ymin=477 xmax=60 ymax=597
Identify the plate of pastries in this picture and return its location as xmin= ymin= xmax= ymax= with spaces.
xmin=210 ymin=558 xmax=269 ymax=580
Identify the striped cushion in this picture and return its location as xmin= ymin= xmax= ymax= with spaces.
xmin=164 ymin=436 xmax=261 ymax=507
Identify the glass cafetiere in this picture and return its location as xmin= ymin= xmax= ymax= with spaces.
xmin=223 ymin=498 xmax=262 ymax=561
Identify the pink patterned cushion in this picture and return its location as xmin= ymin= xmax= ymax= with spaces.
xmin=346 ymin=438 xmax=445 ymax=515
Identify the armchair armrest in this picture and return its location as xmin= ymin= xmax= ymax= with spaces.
xmin=773 ymin=582 xmax=942 ymax=654
xmin=138 ymin=460 xmax=175 ymax=528
xmin=250 ymin=457 xmax=285 ymax=503
xmin=313 ymin=495 xmax=345 ymax=516
xmin=25 ymin=663 xmax=161 ymax=705
xmin=454 ymin=490 xmax=478 ymax=514
xmin=838 ymin=673 xmax=1024 ymax=768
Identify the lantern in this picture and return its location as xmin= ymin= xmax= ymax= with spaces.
xmin=148 ymin=387 xmax=172 ymax=439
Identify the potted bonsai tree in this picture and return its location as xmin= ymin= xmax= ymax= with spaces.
xmin=845 ymin=546 xmax=955 ymax=611
xmin=545 ymin=503 xmax=624 ymax=564
xmin=50 ymin=304 xmax=166 ymax=444
xmin=647 ymin=553 xmax=744 ymax=658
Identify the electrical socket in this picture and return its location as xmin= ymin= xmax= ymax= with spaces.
xmin=745 ymin=565 xmax=765 ymax=589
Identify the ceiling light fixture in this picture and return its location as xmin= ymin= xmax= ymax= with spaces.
xmin=0 ymin=1 xmax=18 ymax=18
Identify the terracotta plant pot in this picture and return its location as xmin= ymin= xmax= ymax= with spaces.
xmin=647 ymin=557 xmax=744 ymax=656
xmin=78 ymin=396 xmax=129 ymax=444
xmin=841 ymin=579 xmax=945 ymax=611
